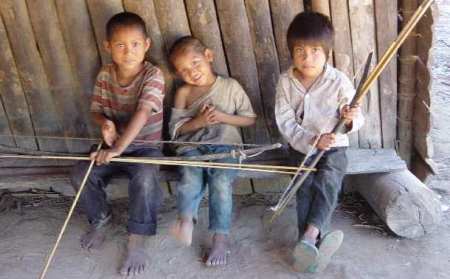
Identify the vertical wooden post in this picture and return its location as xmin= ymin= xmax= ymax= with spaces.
xmin=185 ymin=0 xmax=229 ymax=76
xmin=311 ymin=0 xmax=331 ymax=17
xmin=215 ymin=0 xmax=270 ymax=144
xmin=245 ymin=0 xmax=281 ymax=142
xmin=0 ymin=0 xmax=68 ymax=152
xmin=348 ymin=0 xmax=382 ymax=148
xmin=0 ymin=17 xmax=37 ymax=149
xmin=375 ymin=0 xmax=398 ymax=149
xmin=269 ymin=0 xmax=304 ymax=72
xmin=27 ymin=0 xmax=92 ymax=152
xmin=398 ymin=0 xmax=418 ymax=164
xmin=329 ymin=0 xmax=358 ymax=146
xmin=54 ymin=0 xmax=101 ymax=137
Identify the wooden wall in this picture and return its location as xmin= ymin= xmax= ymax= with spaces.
xmin=0 ymin=0 xmax=399 ymax=154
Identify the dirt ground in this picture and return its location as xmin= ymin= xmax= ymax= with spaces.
xmin=0 ymin=187 xmax=449 ymax=279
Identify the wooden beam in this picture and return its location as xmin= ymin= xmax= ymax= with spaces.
xmin=348 ymin=0 xmax=382 ymax=148
xmin=375 ymin=0 xmax=398 ymax=148
xmin=245 ymin=0 xmax=281 ymax=142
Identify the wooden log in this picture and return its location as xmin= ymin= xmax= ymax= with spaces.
xmin=54 ymin=0 xmax=101 ymax=136
xmin=375 ymin=0 xmax=398 ymax=149
xmin=215 ymin=0 xmax=270 ymax=144
xmin=86 ymin=0 xmax=124 ymax=65
xmin=184 ymin=0 xmax=229 ymax=76
xmin=0 ymin=18 xmax=36 ymax=149
xmin=26 ymin=0 xmax=92 ymax=152
xmin=351 ymin=170 xmax=442 ymax=238
xmin=398 ymin=0 xmax=418 ymax=164
xmin=0 ymin=0 xmax=68 ymax=152
xmin=348 ymin=0 xmax=382 ymax=148
xmin=153 ymin=0 xmax=191 ymax=52
xmin=269 ymin=0 xmax=304 ymax=72
xmin=329 ymin=0 xmax=357 ymax=146
xmin=245 ymin=0 xmax=281 ymax=142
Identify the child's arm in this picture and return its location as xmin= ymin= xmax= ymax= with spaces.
xmin=172 ymin=86 xmax=216 ymax=135
xmin=92 ymin=112 xmax=118 ymax=147
xmin=91 ymin=109 xmax=151 ymax=165
xmin=205 ymin=106 xmax=255 ymax=127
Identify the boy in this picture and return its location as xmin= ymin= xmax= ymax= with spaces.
xmin=275 ymin=12 xmax=364 ymax=272
xmin=70 ymin=12 xmax=165 ymax=276
xmin=168 ymin=36 xmax=256 ymax=267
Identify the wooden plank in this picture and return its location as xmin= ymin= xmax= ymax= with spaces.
xmin=269 ymin=0 xmax=304 ymax=72
xmin=0 ymin=0 xmax=68 ymax=152
xmin=344 ymin=148 xmax=406 ymax=174
xmin=348 ymin=0 xmax=382 ymax=149
xmin=26 ymin=0 xmax=92 ymax=153
xmin=215 ymin=0 xmax=270 ymax=144
xmin=398 ymin=0 xmax=418 ymax=164
xmin=245 ymin=0 xmax=282 ymax=142
xmin=54 ymin=0 xmax=101 ymax=137
xmin=0 ymin=18 xmax=36 ymax=149
xmin=375 ymin=0 xmax=398 ymax=148
xmin=86 ymin=0 xmax=124 ymax=65
xmin=184 ymin=0 xmax=229 ymax=76
xmin=329 ymin=0 xmax=358 ymax=147
xmin=153 ymin=0 xmax=191 ymax=52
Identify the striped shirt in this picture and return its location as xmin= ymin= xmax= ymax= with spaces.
xmin=275 ymin=65 xmax=364 ymax=154
xmin=90 ymin=61 xmax=165 ymax=147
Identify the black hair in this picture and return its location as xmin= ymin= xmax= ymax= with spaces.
xmin=106 ymin=12 xmax=147 ymax=40
xmin=168 ymin=36 xmax=207 ymax=70
xmin=287 ymin=11 xmax=334 ymax=56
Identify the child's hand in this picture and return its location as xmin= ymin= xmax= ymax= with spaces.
xmin=196 ymin=104 xmax=219 ymax=127
xmin=204 ymin=105 xmax=226 ymax=124
xmin=101 ymin=120 xmax=118 ymax=147
xmin=314 ymin=133 xmax=336 ymax=150
xmin=340 ymin=104 xmax=360 ymax=126
xmin=90 ymin=148 xmax=121 ymax=165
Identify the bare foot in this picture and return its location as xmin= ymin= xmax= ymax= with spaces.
xmin=205 ymin=233 xmax=230 ymax=267
xmin=80 ymin=223 xmax=109 ymax=250
xmin=119 ymin=234 xmax=149 ymax=276
xmin=170 ymin=217 xmax=194 ymax=246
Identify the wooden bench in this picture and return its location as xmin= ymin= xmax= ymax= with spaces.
xmin=0 ymin=147 xmax=441 ymax=239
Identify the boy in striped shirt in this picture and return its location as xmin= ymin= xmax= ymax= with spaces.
xmin=70 ymin=12 xmax=164 ymax=276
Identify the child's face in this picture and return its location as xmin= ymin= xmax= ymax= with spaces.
xmin=105 ymin=26 xmax=150 ymax=71
xmin=173 ymin=48 xmax=215 ymax=87
xmin=292 ymin=41 xmax=327 ymax=79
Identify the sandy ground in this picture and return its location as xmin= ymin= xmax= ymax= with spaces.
xmin=0 ymin=189 xmax=449 ymax=279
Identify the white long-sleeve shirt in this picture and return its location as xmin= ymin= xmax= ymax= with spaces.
xmin=275 ymin=65 xmax=364 ymax=154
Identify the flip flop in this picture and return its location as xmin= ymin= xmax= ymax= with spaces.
xmin=292 ymin=240 xmax=319 ymax=272
xmin=308 ymin=230 xmax=344 ymax=273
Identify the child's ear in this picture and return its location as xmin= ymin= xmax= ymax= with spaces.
xmin=145 ymin=38 xmax=151 ymax=52
xmin=204 ymin=48 xmax=214 ymax=62
xmin=103 ymin=40 xmax=111 ymax=53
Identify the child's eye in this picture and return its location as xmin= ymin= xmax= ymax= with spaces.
xmin=132 ymin=42 xmax=140 ymax=47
